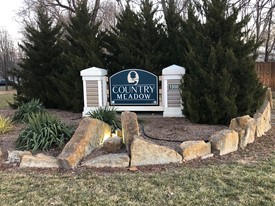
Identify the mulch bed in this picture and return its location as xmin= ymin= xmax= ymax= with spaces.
xmin=0 ymin=108 xmax=275 ymax=174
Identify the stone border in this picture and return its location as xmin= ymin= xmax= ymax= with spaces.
xmin=179 ymin=88 xmax=272 ymax=161
xmin=128 ymin=88 xmax=272 ymax=164
xmin=3 ymin=88 xmax=272 ymax=169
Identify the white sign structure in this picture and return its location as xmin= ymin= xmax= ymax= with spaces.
xmin=81 ymin=65 xmax=185 ymax=117
xmin=162 ymin=65 xmax=185 ymax=117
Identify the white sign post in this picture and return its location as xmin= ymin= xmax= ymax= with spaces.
xmin=80 ymin=67 xmax=108 ymax=116
xmin=162 ymin=65 xmax=185 ymax=117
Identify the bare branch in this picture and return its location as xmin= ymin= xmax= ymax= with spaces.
xmin=51 ymin=0 xmax=75 ymax=12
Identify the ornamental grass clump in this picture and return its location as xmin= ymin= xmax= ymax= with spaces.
xmin=0 ymin=115 xmax=13 ymax=134
xmin=12 ymin=99 xmax=45 ymax=123
xmin=16 ymin=112 xmax=73 ymax=152
xmin=87 ymin=106 xmax=121 ymax=132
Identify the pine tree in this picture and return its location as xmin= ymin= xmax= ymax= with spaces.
xmin=162 ymin=1 xmax=186 ymax=67
xmin=104 ymin=0 xmax=164 ymax=75
xmin=14 ymin=4 xmax=63 ymax=108
xmin=58 ymin=0 xmax=103 ymax=112
xmin=180 ymin=0 xmax=266 ymax=125
xmin=137 ymin=0 xmax=165 ymax=75
xmin=103 ymin=4 xmax=140 ymax=75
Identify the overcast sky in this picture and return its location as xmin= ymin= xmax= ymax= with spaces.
xmin=0 ymin=1 xmax=24 ymax=42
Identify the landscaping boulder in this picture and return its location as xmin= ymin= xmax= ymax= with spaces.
xmin=8 ymin=150 xmax=32 ymax=163
xmin=81 ymin=153 xmax=130 ymax=168
xmin=210 ymin=129 xmax=239 ymax=155
xmin=102 ymin=136 xmax=123 ymax=153
xmin=229 ymin=115 xmax=256 ymax=149
xmin=121 ymin=111 xmax=140 ymax=154
xmin=58 ymin=118 xmax=112 ymax=169
xmin=179 ymin=141 xmax=211 ymax=161
xmin=130 ymin=136 xmax=182 ymax=166
xmin=20 ymin=153 xmax=59 ymax=168
xmin=253 ymin=100 xmax=271 ymax=137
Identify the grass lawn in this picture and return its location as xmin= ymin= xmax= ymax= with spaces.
xmin=0 ymin=93 xmax=14 ymax=110
xmin=0 ymin=88 xmax=274 ymax=205
xmin=1 ymin=156 xmax=275 ymax=205
xmin=0 ymin=86 xmax=15 ymax=109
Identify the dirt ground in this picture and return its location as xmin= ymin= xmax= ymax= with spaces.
xmin=0 ymin=108 xmax=275 ymax=173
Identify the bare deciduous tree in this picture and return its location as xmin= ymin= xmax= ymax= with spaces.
xmin=0 ymin=29 xmax=17 ymax=90
xmin=98 ymin=1 xmax=119 ymax=30
xmin=251 ymin=0 xmax=275 ymax=61
xmin=18 ymin=0 xmax=103 ymax=25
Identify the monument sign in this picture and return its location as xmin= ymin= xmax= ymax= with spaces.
xmin=109 ymin=69 xmax=158 ymax=106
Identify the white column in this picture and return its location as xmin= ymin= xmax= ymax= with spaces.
xmin=162 ymin=64 xmax=185 ymax=117
xmin=80 ymin=67 xmax=108 ymax=116
xmin=102 ymin=76 xmax=108 ymax=106
xmin=83 ymin=80 xmax=87 ymax=108
xmin=162 ymin=77 xmax=168 ymax=108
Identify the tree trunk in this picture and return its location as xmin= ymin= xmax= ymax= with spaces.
xmin=161 ymin=0 xmax=168 ymax=19
xmin=91 ymin=0 xmax=101 ymax=25
xmin=264 ymin=11 xmax=272 ymax=62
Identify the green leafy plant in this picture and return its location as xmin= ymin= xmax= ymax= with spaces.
xmin=0 ymin=115 xmax=13 ymax=134
xmin=16 ymin=112 xmax=73 ymax=152
xmin=87 ymin=106 xmax=121 ymax=132
xmin=12 ymin=99 xmax=45 ymax=123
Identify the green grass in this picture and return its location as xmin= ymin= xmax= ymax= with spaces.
xmin=0 ymin=93 xmax=14 ymax=109
xmin=1 ymin=156 xmax=275 ymax=205
xmin=0 ymin=86 xmax=13 ymax=91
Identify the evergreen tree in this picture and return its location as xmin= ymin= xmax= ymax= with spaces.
xmin=58 ymin=0 xmax=103 ymax=112
xmin=162 ymin=1 xmax=186 ymax=67
xmin=103 ymin=4 xmax=139 ymax=75
xmin=104 ymin=0 xmax=164 ymax=75
xmin=14 ymin=4 xmax=63 ymax=108
xmin=137 ymin=0 xmax=165 ymax=74
xmin=180 ymin=0 xmax=266 ymax=125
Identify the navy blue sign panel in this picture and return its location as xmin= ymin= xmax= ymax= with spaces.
xmin=109 ymin=69 xmax=159 ymax=106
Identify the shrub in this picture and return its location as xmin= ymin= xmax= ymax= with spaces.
xmin=8 ymin=93 xmax=28 ymax=109
xmin=0 ymin=115 xmax=13 ymax=134
xmin=180 ymin=0 xmax=266 ymax=125
xmin=12 ymin=99 xmax=45 ymax=123
xmin=87 ymin=106 xmax=121 ymax=132
xmin=16 ymin=112 xmax=73 ymax=152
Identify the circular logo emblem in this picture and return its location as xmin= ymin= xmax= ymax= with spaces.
xmin=127 ymin=71 xmax=139 ymax=85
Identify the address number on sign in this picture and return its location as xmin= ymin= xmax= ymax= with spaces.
xmin=168 ymin=84 xmax=180 ymax=90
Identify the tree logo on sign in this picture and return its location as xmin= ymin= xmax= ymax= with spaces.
xmin=127 ymin=71 xmax=139 ymax=85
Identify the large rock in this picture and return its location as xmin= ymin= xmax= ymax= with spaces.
xmin=121 ymin=111 xmax=140 ymax=154
xmin=229 ymin=115 xmax=256 ymax=149
xmin=130 ymin=136 xmax=182 ymax=166
xmin=102 ymin=136 xmax=123 ymax=153
xmin=58 ymin=118 xmax=112 ymax=169
xmin=81 ymin=153 xmax=130 ymax=168
xmin=179 ymin=141 xmax=211 ymax=161
xmin=253 ymin=100 xmax=271 ymax=137
xmin=8 ymin=150 xmax=32 ymax=163
xmin=210 ymin=129 xmax=239 ymax=155
xmin=20 ymin=153 xmax=59 ymax=168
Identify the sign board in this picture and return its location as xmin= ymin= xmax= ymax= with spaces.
xmin=109 ymin=69 xmax=158 ymax=106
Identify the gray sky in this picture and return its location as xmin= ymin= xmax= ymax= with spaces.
xmin=0 ymin=1 xmax=23 ymax=41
